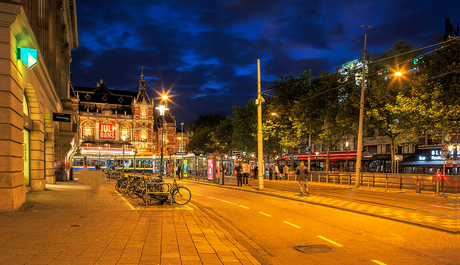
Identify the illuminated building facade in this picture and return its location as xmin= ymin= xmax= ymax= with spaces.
xmin=0 ymin=0 xmax=78 ymax=211
xmin=72 ymin=74 xmax=190 ymax=166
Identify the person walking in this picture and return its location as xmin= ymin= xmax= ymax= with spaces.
xmin=279 ymin=163 xmax=284 ymax=180
xmin=274 ymin=164 xmax=280 ymax=180
xmin=236 ymin=163 xmax=243 ymax=187
xmin=253 ymin=166 xmax=258 ymax=179
xmin=295 ymin=161 xmax=310 ymax=197
xmin=284 ymin=164 xmax=289 ymax=180
xmin=242 ymin=161 xmax=250 ymax=185
xmin=269 ymin=165 xmax=273 ymax=180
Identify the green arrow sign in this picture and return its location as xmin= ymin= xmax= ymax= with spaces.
xmin=18 ymin=48 xmax=38 ymax=69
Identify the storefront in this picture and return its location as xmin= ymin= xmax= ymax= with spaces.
xmin=400 ymin=149 xmax=459 ymax=175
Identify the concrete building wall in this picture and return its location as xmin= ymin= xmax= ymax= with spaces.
xmin=0 ymin=2 xmax=66 ymax=211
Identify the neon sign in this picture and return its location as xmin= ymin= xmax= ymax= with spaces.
xmin=18 ymin=48 xmax=38 ymax=69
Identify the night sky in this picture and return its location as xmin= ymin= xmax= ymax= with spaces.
xmin=71 ymin=0 xmax=458 ymax=128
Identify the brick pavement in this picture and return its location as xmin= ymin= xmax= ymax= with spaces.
xmin=0 ymin=178 xmax=262 ymax=265
xmin=185 ymin=176 xmax=458 ymax=234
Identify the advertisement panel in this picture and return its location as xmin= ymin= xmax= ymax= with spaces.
xmin=207 ymin=158 xmax=213 ymax=180
xmin=184 ymin=160 xmax=188 ymax=178
xmin=96 ymin=123 xmax=118 ymax=140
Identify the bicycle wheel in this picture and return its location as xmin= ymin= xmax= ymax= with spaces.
xmin=126 ymin=183 xmax=137 ymax=198
xmin=172 ymin=186 xmax=191 ymax=205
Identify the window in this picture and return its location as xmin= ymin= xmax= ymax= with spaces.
xmin=121 ymin=124 xmax=130 ymax=140
xmin=82 ymin=121 xmax=94 ymax=138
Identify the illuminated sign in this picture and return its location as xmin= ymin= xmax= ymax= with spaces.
xmin=81 ymin=147 xmax=133 ymax=155
xmin=184 ymin=160 xmax=187 ymax=178
xmin=207 ymin=159 xmax=213 ymax=180
xmin=98 ymin=123 xmax=116 ymax=140
xmin=18 ymin=48 xmax=38 ymax=69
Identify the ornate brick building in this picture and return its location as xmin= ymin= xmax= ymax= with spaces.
xmin=72 ymin=73 xmax=190 ymax=169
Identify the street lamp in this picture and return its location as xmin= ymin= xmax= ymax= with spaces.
xmin=156 ymin=102 xmax=169 ymax=180
xmin=355 ymin=26 xmax=370 ymax=188
xmin=256 ymin=59 xmax=264 ymax=190
xmin=121 ymin=135 xmax=126 ymax=175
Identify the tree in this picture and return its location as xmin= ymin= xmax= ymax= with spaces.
xmin=365 ymin=40 xmax=420 ymax=173
xmin=186 ymin=113 xmax=229 ymax=154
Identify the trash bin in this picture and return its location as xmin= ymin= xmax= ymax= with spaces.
xmin=415 ymin=182 xmax=421 ymax=193
xmin=69 ymin=168 xmax=74 ymax=180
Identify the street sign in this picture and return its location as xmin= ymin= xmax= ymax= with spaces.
xmin=394 ymin=155 xmax=403 ymax=161
xmin=441 ymin=151 xmax=448 ymax=158
xmin=53 ymin=112 xmax=71 ymax=122
xmin=18 ymin=48 xmax=38 ymax=69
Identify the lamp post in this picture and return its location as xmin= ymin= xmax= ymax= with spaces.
xmin=257 ymin=59 xmax=264 ymax=190
xmin=156 ymin=102 xmax=168 ymax=180
xmin=355 ymin=28 xmax=369 ymax=188
xmin=98 ymin=146 xmax=101 ymax=170
xmin=121 ymin=136 xmax=126 ymax=175
xmin=346 ymin=141 xmax=349 ymax=172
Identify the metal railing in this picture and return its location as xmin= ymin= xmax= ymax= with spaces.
xmin=287 ymin=172 xmax=458 ymax=194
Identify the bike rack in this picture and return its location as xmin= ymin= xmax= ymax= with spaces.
xmin=144 ymin=182 xmax=172 ymax=206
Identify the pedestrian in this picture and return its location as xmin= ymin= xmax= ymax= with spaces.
xmin=242 ymin=161 xmax=250 ymax=185
xmin=284 ymin=164 xmax=289 ymax=180
xmin=177 ymin=164 xmax=182 ymax=179
xmin=295 ymin=161 xmax=310 ymax=197
xmin=253 ymin=166 xmax=258 ymax=179
xmin=269 ymin=165 xmax=273 ymax=180
xmin=274 ymin=164 xmax=280 ymax=180
xmin=279 ymin=163 xmax=284 ymax=180
xmin=236 ymin=163 xmax=243 ymax=187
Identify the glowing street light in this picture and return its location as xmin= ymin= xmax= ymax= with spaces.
xmin=395 ymin=71 xmax=402 ymax=77
xmin=155 ymin=103 xmax=169 ymax=180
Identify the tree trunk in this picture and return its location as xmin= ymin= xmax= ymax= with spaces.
xmin=290 ymin=148 xmax=295 ymax=172
xmin=326 ymin=143 xmax=331 ymax=172
xmin=390 ymin=137 xmax=395 ymax=173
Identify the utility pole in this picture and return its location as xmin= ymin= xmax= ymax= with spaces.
xmin=257 ymin=59 xmax=264 ymax=190
xmin=355 ymin=30 xmax=368 ymax=188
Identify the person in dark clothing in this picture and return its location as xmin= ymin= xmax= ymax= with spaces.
xmin=236 ymin=163 xmax=243 ymax=187
xmin=253 ymin=166 xmax=258 ymax=179
xmin=295 ymin=161 xmax=310 ymax=197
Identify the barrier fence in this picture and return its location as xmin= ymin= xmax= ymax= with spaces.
xmin=286 ymin=172 xmax=458 ymax=194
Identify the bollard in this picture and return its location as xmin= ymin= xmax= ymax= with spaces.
xmin=415 ymin=182 xmax=421 ymax=193
xmin=340 ymin=175 xmax=342 ymax=185
xmin=435 ymin=177 xmax=439 ymax=194
xmin=367 ymin=177 xmax=370 ymax=189
xmin=385 ymin=176 xmax=388 ymax=191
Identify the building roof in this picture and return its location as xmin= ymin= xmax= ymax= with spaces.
xmin=74 ymin=80 xmax=138 ymax=106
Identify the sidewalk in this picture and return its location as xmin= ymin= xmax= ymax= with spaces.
xmin=185 ymin=176 xmax=458 ymax=234
xmin=0 ymin=180 xmax=262 ymax=265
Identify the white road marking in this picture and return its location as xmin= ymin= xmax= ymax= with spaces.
xmin=283 ymin=221 xmax=301 ymax=228
xmin=239 ymin=205 xmax=250 ymax=209
xmin=317 ymin=236 xmax=343 ymax=247
xmin=116 ymin=192 xmax=137 ymax=210
xmin=371 ymin=260 xmax=387 ymax=265
xmin=259 ymin=212 xmax=272 ymax=217
xmin=194 ymin=193 xmax=203 ymax=196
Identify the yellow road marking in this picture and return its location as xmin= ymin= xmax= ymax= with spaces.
xmin=371 ymin=260 xmax=387 ymax=265
xmin=259 ymin=212 xmax=272 ymax=217
xmin=317 ymin=236 xmax=343 ymax=247
xmin=283 ymin=221 xmax=301 ymax=228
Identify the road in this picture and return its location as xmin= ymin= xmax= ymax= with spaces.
xmin=181 ymin=180 xmax=459 ymax=265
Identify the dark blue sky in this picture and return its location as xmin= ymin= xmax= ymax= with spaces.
xmin=71 ymin=0 xmax=458 ymax=128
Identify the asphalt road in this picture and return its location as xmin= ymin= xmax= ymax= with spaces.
xmin=182 ymin=181 xmax=459 ymax=265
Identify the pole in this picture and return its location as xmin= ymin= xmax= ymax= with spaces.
xmin=355 ymin=33 xmax=367 ymax=188
xmin=98 ymin=147 xmax=101 ymax=170
xmin=308 ymin=124 xmax=311 ymax=172
xmin=160 ymin=116 xmax=164 ymax=180
xmin=257 ymin=59 xmax=264 ymax=190
xmin=122 ymin=143 xmax=125 ymax=176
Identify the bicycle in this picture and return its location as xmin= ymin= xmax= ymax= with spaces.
xmin=130 ymin=177 xmax=191 ymax=206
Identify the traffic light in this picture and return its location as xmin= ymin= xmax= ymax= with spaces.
xmin=436 ymin=172 xmax=442 ymax=180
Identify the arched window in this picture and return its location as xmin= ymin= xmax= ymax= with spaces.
xmin=120 ymin=124 xmax=130 ymax=140
xmin=81 ymin=121 xmax=94 ymax=139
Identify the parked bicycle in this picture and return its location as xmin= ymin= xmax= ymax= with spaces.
xmin=125 ymin=177 xmax=191 ymax=206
